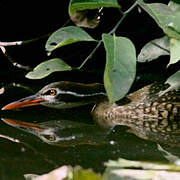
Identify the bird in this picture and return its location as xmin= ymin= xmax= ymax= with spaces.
xmin=1 ymin=81 xmax=107 ymax=110
xmin=1 ymin=81 xmax=180 ymax=130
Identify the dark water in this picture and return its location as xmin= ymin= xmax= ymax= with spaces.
xmin=0 ymin=83 xmax=180 ymax=180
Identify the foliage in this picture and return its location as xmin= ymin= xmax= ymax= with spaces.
xmin=26 ymin=58 xmax=72 ymax=79
xmin=25 ymin=158 xmax=180 ymax=180
xmin=137 ymin=36 xmax=170 ymax=62
xmin=45 ymin=26 xmax=97 ymax=54
xmin=68 ymin=0 xmax=120 ymax=28
xmin=159 ymin=69 xmax=180 ymax=96
xmin=25 ymin=0 xmax=180 ymax=103
xmin=1 ymin=1 xmax=180 ymax=179
xmin=102 ymin=34 xmax=136 ymax=103
xmin=69 ymin=0 xmax=120 ymax=13
xmin=138 ymin=1 xmax=180 ymax=66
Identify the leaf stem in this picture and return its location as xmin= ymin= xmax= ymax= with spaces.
xmin=78 ymin=0 xmax=139 ymax=69
xmin=109 ymin=0 xmax=139 ymax=35
xmin=77 ymin=40 xmax=102 ymax=69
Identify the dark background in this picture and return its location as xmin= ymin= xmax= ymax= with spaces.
xmin=0 ymin=0 xmax=179 ymax=94
xmin=0 ymin=1 xmax=180 ymax=180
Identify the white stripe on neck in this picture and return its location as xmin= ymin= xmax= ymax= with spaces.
xmin=58 ymin=90 xmax=106 ymax=97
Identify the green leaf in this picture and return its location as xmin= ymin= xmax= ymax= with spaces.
xmin=24 ymin=174 xmax=39 ymax=180
xmin=166 ymin=70 xmax=180 ymax=86
xmin=26 ymin=58 xmax=72 ymax=79
xmin=138 ymin=1 xmax=180 ymax=39
xmin=138 ymin=36 xmax=170 ymax=62
xmin=25 ymin=166 xmax=102 ymax=180
xmin=69 ymin=9 xmax=101 ymax=29
xmin=165 ymin=70 xmax=180 ymax=90
xmin=139 ymin=2 xmax=180 ymax=65
xmin=105 ymin=158 xmax=180 ymax=170
xmin=45 ymin=26 xmax=96 ymax=53
xmin=170 ymin=38 xmax=180 ymax=65
xmin=102 ymin=34 xmax=136 ymax=103
xmin=69 ymin=0 xmax=120 ymax=14
xmin=104 ymin=158 xmax=180 ymax=180
xmin=159 ymin=70 xmax=180 ymax=96
xmin=168 ymin=1 xmax=180 ymax=12
xmin=73 ymin=167 xmax=102 ymax=180
xmin=68 ymin=0 xmax=120 ymax=28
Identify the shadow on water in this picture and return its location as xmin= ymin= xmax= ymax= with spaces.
xmin=0 ymin=85 xmax=180 ymax=180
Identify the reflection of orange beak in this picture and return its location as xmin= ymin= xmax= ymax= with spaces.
xmin=1 ymin=95 xmax=44 ymax=110
xmin=1 ymin=118 xmax=43 ymax=131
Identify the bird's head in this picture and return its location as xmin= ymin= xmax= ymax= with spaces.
xmin=2 ymin=81 xmax=106 ymax=110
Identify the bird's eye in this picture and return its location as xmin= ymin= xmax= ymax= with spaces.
xmin=44 ymin=89 xmax=57 ymax=96
xmin=49 ymin=89 xmax=57 ymax=96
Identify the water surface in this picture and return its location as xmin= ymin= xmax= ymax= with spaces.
xmin=0 ymin=83 xmax=180 ymax=180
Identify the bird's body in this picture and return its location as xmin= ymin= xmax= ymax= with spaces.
xmin=90 ymin=82 xmax=180 ymax=146
xmin=2 ymin=81 xmax=180 ymax=132
xmin=93 ymin=83 xmax=180 ymax=127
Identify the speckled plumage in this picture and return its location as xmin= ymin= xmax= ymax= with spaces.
xmin=92 ymin=83 xmax=180 ymax=132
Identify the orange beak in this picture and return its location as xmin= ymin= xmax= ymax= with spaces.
xmin=1 ymin=118 xmax=43 ymax=131
xmin=1 ymin=95 xmax=44 ymax=110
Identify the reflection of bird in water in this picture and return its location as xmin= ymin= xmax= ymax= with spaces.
xmin=1 ymin=81 xmax=180 ymax=145
xmin=1 ymin=118 xmax=108 ymax=146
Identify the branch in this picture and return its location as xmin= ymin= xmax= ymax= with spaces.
xmin=108 ymin=1 xmax=139 ymax=35
xmin=0 ymin=19 xmax=71 ymax=71
xmin=0 ymin=19 xmax=71 ymax=47
xmin=0 ymin=134 xmax=20 ymax=143
xmin=78 ymin=0 xmax=139 ymax=69
xmin=0 ymin=33 xmax=50 ymax=47
xmin=0 ymin=46 xmax=32 ymax=71
xmin=78 ymin=40 xmax=102 ymax=69
xmin=0 ymin=41 xmax=22 ymax=46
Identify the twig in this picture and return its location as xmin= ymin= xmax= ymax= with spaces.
xmin=0 ymin=46 xmax=32 ymax=71
xmin=0 ymin=41 xmax=23 ymax=46
xmin=0 ymin=19 xmax=71 ymax=47
xmin=108 ymin=1 xmax=138 ymax=35
xmin=0 ymin=134 xmax=20 ymax=143
xmin=12 ymin=82 xmax=35 ymax=93
xmin=78 ymin=40 xmax=102 ymax=69
xmin=0 ymin=33 xmax=50 ymax=47
xmin=0 ymin=34 xmax=48 ymax=71
xmin=78 ymin=0 xmax=139 ymax=69
xmin=0 ymin=19 xmax=71 ymax=71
